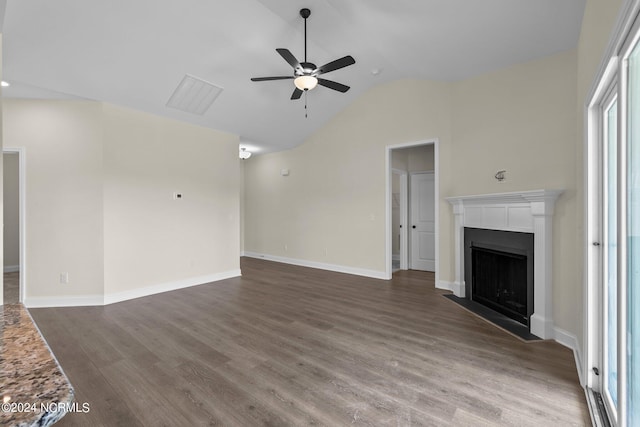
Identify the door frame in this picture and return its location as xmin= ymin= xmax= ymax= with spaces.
xmin=3 ymin=147 xmax=27 ymax=303
xmin=385 ymin=139 xmax=439 ymax=281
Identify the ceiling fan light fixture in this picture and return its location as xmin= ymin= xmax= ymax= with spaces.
xmin=251 ymin=8 xmax=354 ymax=100
xmin=294 ymin=75 xmax=318 ymax=91
xmin=239 ymin=147 xmax=252 ymax=160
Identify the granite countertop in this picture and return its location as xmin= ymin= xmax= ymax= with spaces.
xmin=0 ymin=304 xmax=74 ymax=427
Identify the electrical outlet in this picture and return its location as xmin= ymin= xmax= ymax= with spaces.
xmin=59 ymin=272 xmax=69 ymax=284
xmin=284 ymin=244 xmax=288 ymax=252
xmin=173 ymin=192 xmax=183 ymax=200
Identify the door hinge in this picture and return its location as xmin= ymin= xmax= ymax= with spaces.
xmin=593 ymin=367 xmax=600 ymax=375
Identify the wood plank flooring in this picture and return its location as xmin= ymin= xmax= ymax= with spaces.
xmin=30 ymin=258 xmax=590 ymax=426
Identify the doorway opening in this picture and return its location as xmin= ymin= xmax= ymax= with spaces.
xmin=3 ymin=148 xmax=26 ymax=304
xmin=385 ymin=139 xmax=438 ymax=281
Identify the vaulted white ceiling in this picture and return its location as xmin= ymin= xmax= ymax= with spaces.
xmin=1 ymin=0 xmax=585 ymax=153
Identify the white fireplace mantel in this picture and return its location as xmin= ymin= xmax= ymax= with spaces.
xmin=446 ymin=189 xmax=563 ymax=339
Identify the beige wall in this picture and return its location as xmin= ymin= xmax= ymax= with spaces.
xmin=102 ymin=104 xmax=240 ymax=294
xmin=3 ymin=153 xmax=19 ymax=269
xmin=244 ymin=80 xmax=453 ymax=272
xmin=3 ymin=100 xmax=105 ymax=301
xmin=2 ymin=99 xmax=240 ymax=304
xmin=451 ymin=50 xmax=578 ymax=332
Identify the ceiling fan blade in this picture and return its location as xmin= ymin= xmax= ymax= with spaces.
xmin=276 ymin=48 xmax=302 ymax=72
xmin=251 ymin=76 xmax=294 ymax=82
xmin=317 ymin=78 xmax=350 ymax=93
xmin=291 ymin=88 xmax=303 ymax=100
xmin=315 ymin=55 xmax=355 ymax=75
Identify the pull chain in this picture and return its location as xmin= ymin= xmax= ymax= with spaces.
xmin=304 ymin=90 xmax=308 ymax=118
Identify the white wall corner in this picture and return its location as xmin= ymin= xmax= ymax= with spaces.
xmin=243 ymin=252 xmax=389 ymax=280
xmin=554 ymin=326 xmax=585 ymax=387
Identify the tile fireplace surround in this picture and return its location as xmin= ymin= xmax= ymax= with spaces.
xmin=446 ymin=189 xmax=563 ymax=339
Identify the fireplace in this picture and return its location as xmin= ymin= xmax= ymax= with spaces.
xmin=464 ymin=227 xmax=534 ymax=326
xmin=446 ymin=190 xmax=563 ymax=339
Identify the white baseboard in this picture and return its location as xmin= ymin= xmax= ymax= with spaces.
xmin=554 ymin=326 xmax=585 ymax=387
xmin=104 ymin=269 xmax=241 ymax=305
xmin=243 ymin=252 xmax=388 ymax=280
xmin=530 ymin=314 xmax=555 ymax=340
xmin=24 ymin=269 xmax=241 ymax=308
xmin=438 ymin=280 xmax=464 ymax=297
xmin=4 ymin=265 xmax=19 ymax=273
xmin=25 ymin=294 xmax=104 ymax=308
xmin=436 ymin=280 xmax=454 ymax=292
xmin=451 ymin=281 xmax=464 ymax=297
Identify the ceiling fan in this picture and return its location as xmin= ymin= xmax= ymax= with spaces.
xmin=251 ymin=8 xmax=356 ymax=101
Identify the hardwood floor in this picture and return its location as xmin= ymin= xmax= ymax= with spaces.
xmin=30 ymin=258 xmax=590 ymax=426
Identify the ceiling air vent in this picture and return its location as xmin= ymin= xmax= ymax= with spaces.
xmin=166 ymin=74 xmax=223 ymax=115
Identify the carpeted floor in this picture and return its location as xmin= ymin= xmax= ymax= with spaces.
xmin=3 ymin=271 xmax=20 ymax=304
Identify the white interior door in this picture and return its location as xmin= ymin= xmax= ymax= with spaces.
xmin=410 ymin=172 xmax=435 ymax=271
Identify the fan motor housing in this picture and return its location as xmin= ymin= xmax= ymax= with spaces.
xmin=297 ymin=62 xmax=317 ymax=76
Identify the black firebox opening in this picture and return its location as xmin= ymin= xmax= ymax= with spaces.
xmin=464 ymin=227 xmax=534 ymax=327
